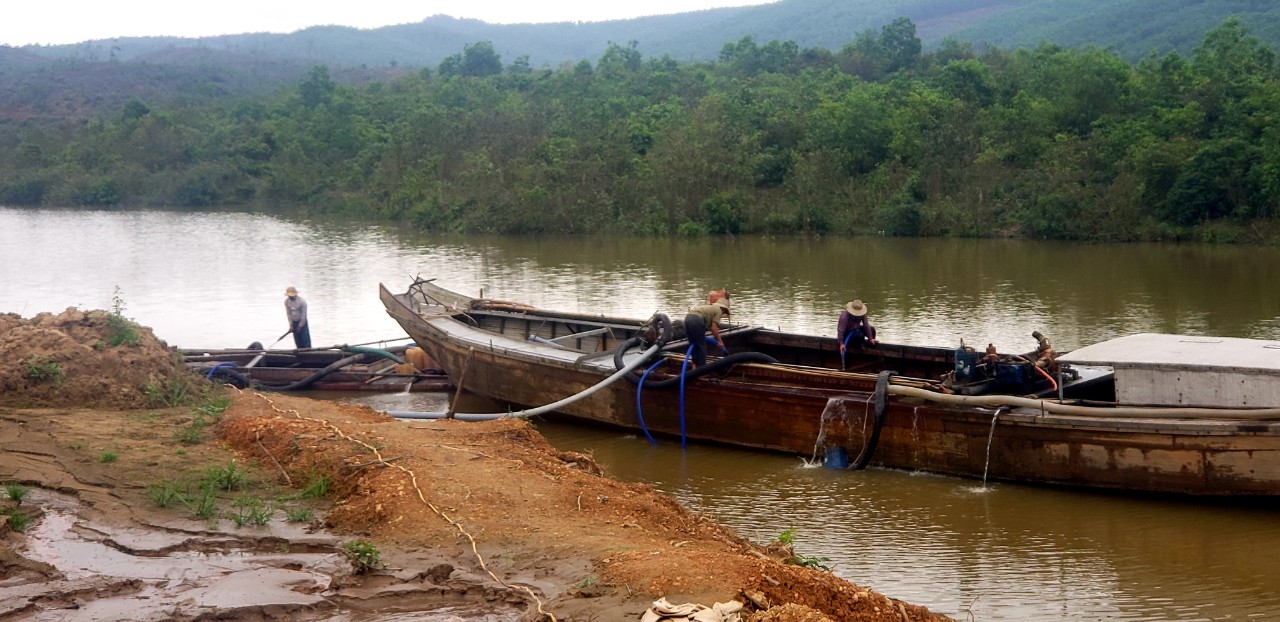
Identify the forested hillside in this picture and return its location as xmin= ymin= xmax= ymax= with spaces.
xmin=2 ymin=17 xmax=1277 ymax=243
xmin=13 ymin=0 xmax=1280 ymax=69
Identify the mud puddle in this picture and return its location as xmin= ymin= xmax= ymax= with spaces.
xmin=1 ymin=488 xmax=522 ymax=621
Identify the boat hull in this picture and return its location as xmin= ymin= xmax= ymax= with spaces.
xmin=381 ymin=282 xmax=1280 ymax=497
xmin=184 ymin=346 xmax=451 ymax=392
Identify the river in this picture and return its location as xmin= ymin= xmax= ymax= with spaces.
xmin=3 ymin=206 xmax=1279 ymax=621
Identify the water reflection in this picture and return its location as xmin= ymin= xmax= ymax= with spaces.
xmin=5 ymin=208 xmax=1280 ymax=353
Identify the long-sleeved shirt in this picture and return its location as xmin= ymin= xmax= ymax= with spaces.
xmin=837 ymin=310 xmax=873 ymax=343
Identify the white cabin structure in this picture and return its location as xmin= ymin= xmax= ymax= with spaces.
xmin=1058 ymin=333 xmax=1280 ymax=408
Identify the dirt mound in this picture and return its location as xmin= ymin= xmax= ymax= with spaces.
xmin=218 ymin=392 xmax=954 ymax=622
xmin=0 ymin=308 xmax=192 ymax=408
xmin=0 ymin=387 xmax=955 ymax=621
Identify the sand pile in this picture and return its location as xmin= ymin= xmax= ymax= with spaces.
xmin=0 ymin=307 xmax=196 ymax=408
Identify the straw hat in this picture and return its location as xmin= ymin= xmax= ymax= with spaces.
xmin=285 ymin=286 xmax=298 ymax=296
xmin=845 ymin=299 xmax=867 ymax=317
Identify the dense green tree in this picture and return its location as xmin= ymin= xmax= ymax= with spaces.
xmin=5 ymin=17 xmax=1280 ymax=243
xmin=299 ymin=66 xmax=337 ymax=109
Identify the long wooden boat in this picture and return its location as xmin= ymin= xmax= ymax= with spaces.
xmin=380 ymin=278 xmax=1280 ymax=497
xmin=183 ymin=344 xmax=452 ymax=392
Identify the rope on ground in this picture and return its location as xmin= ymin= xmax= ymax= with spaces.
xmin=247 ymin=390 xmax=557 ymax=622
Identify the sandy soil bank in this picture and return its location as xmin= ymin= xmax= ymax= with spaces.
xmin=0 ymin=308 xmax=955 ymax=621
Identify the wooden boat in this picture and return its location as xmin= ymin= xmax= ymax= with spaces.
xmin=183 ymin=344 xmax=452 ymax=392
xmin=380 ymin=278 xmax=1280 ymax=497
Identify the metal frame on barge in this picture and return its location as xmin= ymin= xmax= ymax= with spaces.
xmin=380 ymin=278 xmax=1280 ymax=497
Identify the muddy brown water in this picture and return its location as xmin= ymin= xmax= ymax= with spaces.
xmin=8 ymin=487 xmax=519 ymax=622
xmin=5 ymin=207 xmax=1280 ymax=621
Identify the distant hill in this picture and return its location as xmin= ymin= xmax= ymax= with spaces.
xmin=3 ymin=0 xmax=1279 ymax=121
xmin=11 ymin=0 xmax=1280 ymax=70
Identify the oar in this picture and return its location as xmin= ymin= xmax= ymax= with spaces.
xmin=247 ymin=331 xmax=291 ymax=369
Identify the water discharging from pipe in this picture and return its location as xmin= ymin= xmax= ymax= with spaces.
xmin=981 ymin=407 xmax=1007 ymax=488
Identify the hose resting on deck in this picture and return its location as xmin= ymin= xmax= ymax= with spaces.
xmin=612 ymin=337 xmax=780 ymax=388
xmin=206 ymin=345 xmax=401 ymax=392
xmin=390 ymin=341 xmax=666 ymax=421
xmin=389 ymin=314 xmax=675 ymax=421
xmin=208 ymin=353 xmax=367 ymax=391
xmin=888 ymin=385 xmax=1280 ymax=420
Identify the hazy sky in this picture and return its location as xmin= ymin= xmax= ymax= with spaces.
xmin=4 ymin=1 xmax=777 ymax=46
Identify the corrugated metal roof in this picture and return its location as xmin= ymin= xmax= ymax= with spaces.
xmin=1059 ymin=333 xmax=1280 ymax=371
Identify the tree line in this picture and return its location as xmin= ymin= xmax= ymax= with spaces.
xmin=2 ymin=17 xmax=1278 ymax=242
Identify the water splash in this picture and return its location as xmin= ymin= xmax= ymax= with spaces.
xmin=807 ymin=397 xmax=850 ymax=467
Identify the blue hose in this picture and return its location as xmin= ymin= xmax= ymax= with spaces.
xmin=679 ymin=343 xmax=694 ymax=450
xmin=635 ymin=359 xmax=665 ymax=446
xmin=841 ymin=332 xmax=856 ymax=368
xmin=206 ymin=362 xmax=238 ymax=379
xmin=707 ymin=335 xmax=727 ymax=354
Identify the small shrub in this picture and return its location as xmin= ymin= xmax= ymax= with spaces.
xmin=176 ymin=393 xmax=232 ymax=444
xmin=183 ymin=482 xmax=218 ymax=519
xmin=22 ymin=355 xmax=62 ymax=384
xmin=195 ymin=394 xmax=231 ymax=419
xmin=284 ymin=506 xmax=315 ymax=523
xmin=2 ymin=508 xmax=31 ymax=532
xmin=771 ymin=527 xmax=832 ymax=571
xmin=791 ymin=552 xmax=833 ymax=571
xmin=5 ymin=483 xmax=30 ymax=505
xmin=205 ymin=461 xmax=246 ymax=492
xmin=773 ymin=527 xmax=798 ymax=546
xmin=98 ymin=451 xmax=118 ymax=463
xmin=676 ymin=220 xmax=707 ymax=237
xmin=343 ymin=540 xmax=382 ymax=574
xmin=300 ymin=474 xmax=331 ymax=499
xmin=174 ymin=420 xmax=205 ymax=444
xmin=229 ymin=496 xmax=276 ymax=527
xmin=106 ymin=286 xmax=141 ymax=346
xmin=145 ymin=376 xmax=191 ymax=408
xmin=147 ymin=479 xmax=185 ymax=508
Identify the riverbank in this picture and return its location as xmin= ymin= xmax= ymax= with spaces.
xmin=0 ymin=309 xmax=955 ymax=621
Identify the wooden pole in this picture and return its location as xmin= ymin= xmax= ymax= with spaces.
xmin=445 ymin=347 xmax=475 ymax=420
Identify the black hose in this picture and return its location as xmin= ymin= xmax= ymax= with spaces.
xmin=648 ymin=313 xmax=673 ymax=348
xmin=207 ymin=365 xmax=251 ymax=389
xmin=206 ymin=353 xmax=371 ymax=392
xmin=253 ymin=353 xmax=368 ymax=391
xmin=851 ymin=370 xmax=897 ymax=470
xmin=609 ymin=312 xmax=674 ymax=373
xmin=614 ymin=337 xmax=645 ymax=370
xmin=612 ymin=336 xmax=779 ymax=389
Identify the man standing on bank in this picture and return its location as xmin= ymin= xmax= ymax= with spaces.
xmin=284 ymin=286 xmax=311 ymax=349
xmin=684 ymin=294 xmax=731 ymax=368
xmin=838 ymin=299 xmax=877 ymax=355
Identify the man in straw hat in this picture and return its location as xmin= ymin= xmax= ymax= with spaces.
xmin=684 ymin=292 xmax=731 ymax=368
xmin=837 ymin=299 xmax=877 ymax=354
xmin=284 ymin=286 xmax=311 ymax=349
